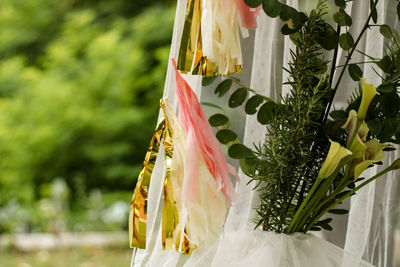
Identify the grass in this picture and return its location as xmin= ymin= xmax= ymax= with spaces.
xmin=0 ymin=248 xmax=132 ymax=267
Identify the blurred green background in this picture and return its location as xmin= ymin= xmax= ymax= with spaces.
xmin=0 ymin=0 xmax=175 ymax=263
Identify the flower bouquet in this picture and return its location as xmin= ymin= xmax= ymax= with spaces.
xmin=129 ymin=0 xmax=400 ymax=266
xmin=206 ymin=0 xmax=400 ymax=236
xmin=201 ymin=0 xmax=400 ymax=265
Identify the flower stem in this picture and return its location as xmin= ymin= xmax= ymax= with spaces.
xmin=322 ymin=0 xmax=380 ymax=124
xmin=286 ymin=178 xmax=322 ymax=233
xmin=304 ymin=165 xmax=393 ymax=232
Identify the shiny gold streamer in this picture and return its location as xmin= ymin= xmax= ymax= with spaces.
xmin=129 ymin=116 xmax=165 ymax=249
xmin=129 ymin=99 xmax=194 ymax=254
xmin=177 ymin=0 xmax=242 ymax=76
xmin=160 ymin=100 xmax=179 ymax=251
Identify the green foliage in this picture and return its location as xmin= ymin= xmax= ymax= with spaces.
xmin=252 ymin=1 xmax=332 ymax=232
xmin=348 ymin=64 xmax=363 ymax=81
xmin=214 ymin=79 xmax=233 ymax=97
xmin=202 ymin=75 xmax=218 ymax=86
xmin=339 ymin=32 xmax=355 ymax=50
xmin=0 ymin=0 xmax=175 ymax=233
xmin=229 ymin=88 xmax=248 ymax=108
xmin=208 ymin=114 xmax=229 ymax=127
xmin=333 ymin=10 xmax=352 ymax=27
xmin=216 ymin=129 xmax=237 ymax=144
xmin=217 ymin=0 xmax=399 ymax=235
xmin=244 ymin=0 xmax=262 ymax=8
xmin=257 ymin=101 xmax=276 ymax=125
xmin=209 ymin=1 xmax=333 ymax=233
xmin=262 ymin=0 xmax=282 ymax=18
xmin=329 ymin=23 xmax=400 ymax=144
xmin=228 ymin=144 xmax=254 ymax=159
xmin=245 ymin=95 xmax=264 ymax=114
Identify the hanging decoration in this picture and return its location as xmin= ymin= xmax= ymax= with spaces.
xmin=129 ymin=58 xmax=236 ymax=254
xmin=177 ymin=0 xmax=260 ymax=76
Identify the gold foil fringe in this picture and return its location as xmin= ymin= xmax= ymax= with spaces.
xmin=129 ymin=99 xmax=193 ymax=255
xmin=177 ymin=0 xmax=242 ymax=77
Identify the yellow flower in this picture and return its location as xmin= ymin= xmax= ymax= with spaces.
xmin=358 ymin=78 xmax=379 ymax=120
xmin=353 ymin=140 xmax=385 ymax=179
xmin=349 ymin=135 xmax=367 ymax=159
xmin=358 ymin=122 xmax=369 ymax=141
xmin=318 ymin=140 xmax=352 ymax=179
xmin=341 ymin=110 xmax=357 ymax=139
xmin=342 ymin=110 xmax=370 ymax=145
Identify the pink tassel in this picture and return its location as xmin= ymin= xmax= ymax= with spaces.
xmin=236 ymin=0 xmax=261 ymax=29
xmin=183 ymin=127 xmax=200 ymax=204
xmin=171 ymin=58 xmax=236 ymax=206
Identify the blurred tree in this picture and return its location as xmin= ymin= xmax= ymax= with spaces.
xmin=0 ymin=0 xmax=175 ymax=232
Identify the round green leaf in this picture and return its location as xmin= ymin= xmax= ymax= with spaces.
xmin=279 ymin=4 xmax=291 ymax=21
xmin=334 ymin=0 xmax=346 ymax=8
xmin=208 ymin=114 xmax=229 ymax=127
xmin=339 ymin=32 xmax=354 ymax=50
xmin=379 ymin=24 xmax=392 ymax=39
xmin=257 ymin=101 xmax=276 ymax=125
xmin=244 ymin=0 xmax=262 ymax=8
xmin=317 ymin=24 xmax=338 ymax=50
xmin=240 ymin=158 xmax=255 ymax=176
xmin=345 ymin=13 xmax=352 ymax=26
xmin=214 ymin=79 xmax=233 ymax=97
xmin=348 ymin=64 xmax=363 ymax=81
xmin=333 ymin=11 xmax=351 ymax=26
xmin=245 ymin=95 xmax=264 ymax=114
xmin=229 ymin=87 xmax=248 ymax=108
xmin=228 ymin=144 xmax=253 ymax=159
xmin=262 ymin=0 xmax=282 ymax=18
xmin=279 ymin=4 xmax=300 ymax=26
xmin=216 ymin=129 xmax=237 ymax=144
xmin=202 ymin=75 xmax=218 ymax=86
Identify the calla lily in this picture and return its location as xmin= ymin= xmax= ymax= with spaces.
xmin=353 ymin=140 xmax=385 ymax=179
xmin=358 ymin=122 xmax=369 ymax=141
xmin=318 ymin=140 xmax=352 ymax=179
xmin=358 ymin=78 xmax=379 ymax=120
xmin=341 ymin=110 xmax=357 ymax=138
xmin=341 ymin=110 xmax=370 ymax=145
xmin=349 ymin=134 xmax=367 ymax=159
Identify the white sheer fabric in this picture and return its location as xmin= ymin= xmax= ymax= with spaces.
xmin=131 ymin=0 xmax=400 ymax=266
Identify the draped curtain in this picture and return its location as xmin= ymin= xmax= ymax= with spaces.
xmin=131 ymin=0 xmax=400 ymax=266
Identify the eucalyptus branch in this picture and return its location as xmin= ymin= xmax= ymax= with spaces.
xmin=230 ymin=77 xmax=273 ymax=102
xmin=322 ymin=0 xmax=380 ymax=124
